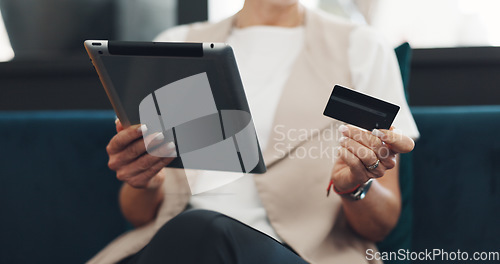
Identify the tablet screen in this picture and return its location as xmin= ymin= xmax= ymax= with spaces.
xmin=101 ymin=56 xmax=220 ymax=124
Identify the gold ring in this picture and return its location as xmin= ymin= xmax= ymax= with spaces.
xmin=366 ymin=159 xmax=380 ymax=170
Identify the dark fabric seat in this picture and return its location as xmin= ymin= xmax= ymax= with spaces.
xmin=410 ymin=106 xmax=500 ymax=256
xmin=0 ymin=110 xmax=127 ymax=263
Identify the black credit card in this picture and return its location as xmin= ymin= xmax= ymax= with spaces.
xmin=323 ymin=85 xmax=400 ymax=131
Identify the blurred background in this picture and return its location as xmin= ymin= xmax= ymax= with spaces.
xmin=3 ymin=0 xmax=500 ymax=59
xmin=1 ymin=0 xmax=500 ymax=109
xmin=0 ymin=1 xmax=499 ymax=264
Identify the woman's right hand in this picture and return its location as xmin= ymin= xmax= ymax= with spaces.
xmin=106 ymin=119 xmax=176 ymax=189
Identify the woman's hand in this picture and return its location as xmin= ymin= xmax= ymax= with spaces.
xmin=331 ymin=124 xmax=414 ymax=193
xmin=106 ymin=119 xmax=176 ymax=189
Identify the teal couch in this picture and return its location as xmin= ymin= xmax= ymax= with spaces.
xmin=2 ymin=106 xmax=500 ymax=263
xmin=0 ymin=111 xmax=127 ymax=263
xmin=411 ymin=106 xmax=500 ymax=256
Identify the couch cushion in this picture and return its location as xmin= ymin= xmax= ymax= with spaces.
xmin=0 ymin=110 xmax=128 ymax=264
xmin=411 ymin=106 xmax=500 ymax=255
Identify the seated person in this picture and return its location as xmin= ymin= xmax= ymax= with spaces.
xmin=89 ymin=0 xmax=419 ymax=263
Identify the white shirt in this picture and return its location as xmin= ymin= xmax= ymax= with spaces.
xmin=154 ymin=22 xmax=419 ymax=242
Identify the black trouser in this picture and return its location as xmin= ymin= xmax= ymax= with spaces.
xmin=119 ymin=210 xmax=308 ymax=264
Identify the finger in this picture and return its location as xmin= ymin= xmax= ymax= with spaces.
xmin=375 ymin=144 xmax=397 ymax=170
xmin=372 ymin=128 xmax=415 ymax=154
xmin=148 ymin=141 xmax=178 ymax=158
xmin=115 ymin=118 xmax=124 ymax=133
xmin=339 ymin=125 xmax=408 ymax=165
xmin=333 ymin=148 xmax=364 ymax=193
xmin=339 ymin=124 xmax=385 ymax=156
xmin=118 ymin=153 xmax=172 ymax=182
xmin=120 ymin=157 xmax=174 ymax=188
xmin=372 ymin=142 xmax=397 ymax=170
xmin=107 ymin=124 xmax=146 ymax=155
xmin=339 ymin=137 xmax=386 ymax=178
xmin=339 ymin=136 xmax=378 ymax=168
xmin=109 ymin=132 xmax=168 ymax=170
xmin=337 ymin=146 xmax=371 ymax=184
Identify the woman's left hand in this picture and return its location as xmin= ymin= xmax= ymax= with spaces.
xmin=330 ymin=124 xmax=415 ymax=194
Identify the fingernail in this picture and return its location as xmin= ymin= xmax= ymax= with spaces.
xmin=163 ymin=142 xmax=177 ymax=157
xmin=115 ymin=118 xmax=119 ymax=124
xmin=335 ymin=146 xmax=342 ymax=157
xmin=165 ymin=141 xmax=176 ymax=151
xmin=153 ymin=132 xmax=164 ymax=142
xmin=372 ymin=129 xmax=385 ymax=138
xmin=338 ymin=124 xmax=349 ymax=133
xmin=138 ymin=124 xmax=147 ymax=134
xmin=339 ymin=136 xmax=348 ymax=143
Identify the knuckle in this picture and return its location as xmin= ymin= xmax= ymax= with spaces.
xmin=105 ymin=143 xmax=113 ymax=155
xmin=385 ymin=162 xmax=395 ymax=170
xmin=108 ymin=158 xmax=118 ymax=171
xmin=127 ymin=179 xmax=142 ymax=188
xmin=128 ymin=144 xmax=145 ymax=159
xmin=107 ymin=133 xmax=121 ymax=150
xmin=369 ymin=136 xmax=382 ymax=148
xmin=385 ymin=158 xmax=396 ymax=170
xmin=145 ymin=163 xmax=162 ymax=176
xmin=362 ymin=151 xmax=378 ymax=165
xmin=376 ymin=146 xmax=391 ymax=159
xmin=372 ymin=170 xmax=385 ymax=178
xmin=127 ymin=177 xmax=147 ymax=189
xmin=346 ymin=145 xmax=355 ymax=153
xmin=116 ymin=170 xmax=128 ymax=181
xmin=137 ymin=157 xmax=155 ymax=171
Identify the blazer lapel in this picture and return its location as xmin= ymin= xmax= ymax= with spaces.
xmin=185 ymin=15 xmax=234 ymax=42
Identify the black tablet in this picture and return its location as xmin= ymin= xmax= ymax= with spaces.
xmin=85 ymin=40 xmax=266 ymax=174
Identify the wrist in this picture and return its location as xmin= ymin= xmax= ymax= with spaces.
xmin=336 ymin=179 xmax=374 ymax=201
xmin=331 ymin=178 xmax=366 ymax=194
xmin=333 ymin=183 xmax=363 ymax=195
